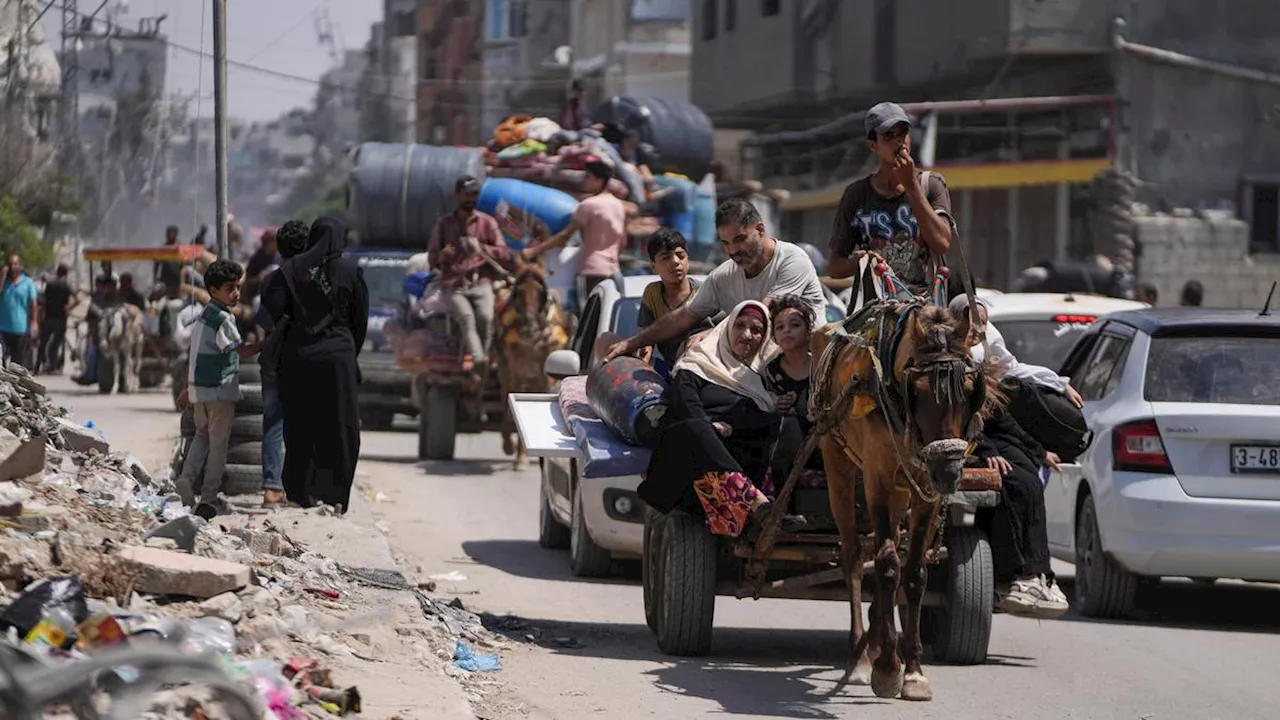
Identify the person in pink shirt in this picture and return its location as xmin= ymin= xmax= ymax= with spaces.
xmin=522 ymin=159 xmax=626 ymax=307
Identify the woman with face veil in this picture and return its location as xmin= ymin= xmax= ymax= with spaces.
xmin=639 ymin=300 xmax=806 ymax=538
xmin=263 ymin=215 xmax=369 ymax=512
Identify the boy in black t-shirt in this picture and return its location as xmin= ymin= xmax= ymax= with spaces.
xmin=826 ymin=102 xmax=957 ymax=295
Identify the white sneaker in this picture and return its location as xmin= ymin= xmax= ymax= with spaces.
xmin=998 ymin=575 xmax=1069 ymax=619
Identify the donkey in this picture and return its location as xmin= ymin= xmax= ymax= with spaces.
xmin=812 ymin=300 xmax=1002 ymax=702
xmin=496 ymin=265 xmax=570 ymax=467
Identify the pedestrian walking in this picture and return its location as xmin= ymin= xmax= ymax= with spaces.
xmin=0 ymin=254 xmax=38 ymax=369
xmin=255 ymin=220 xmax=310 ymax=507
xmin=38 ymin=264 xmax=76 ymax=374
xmin=263 ymin=216 xmax=368 ymax=513
xmin=175 ymin=260 xmax=262 ymax=519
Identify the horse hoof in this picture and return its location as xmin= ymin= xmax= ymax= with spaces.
xmin=501 ymin=436 xmax=515 ymax=456
xmin=870 ymin=667 xmax=904 ymax=699
xmin=900 ymin=672 xmax=932 ymax=702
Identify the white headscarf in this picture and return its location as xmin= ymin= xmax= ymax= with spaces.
xmin=674 ymin=299 xmax=780 ymax=412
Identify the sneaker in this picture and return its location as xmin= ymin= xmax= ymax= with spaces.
xmin=998 ymin=575 xmax=1069 ymax=619
xmin=1044 ymin=576 xmax=1069 ymax=606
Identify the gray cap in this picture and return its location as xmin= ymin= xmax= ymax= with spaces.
xmin=865 ymin=102 xmax=912 ymax=137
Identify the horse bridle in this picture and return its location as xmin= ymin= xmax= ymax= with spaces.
xmin=899 ymin=346 xmax=987 ymax=449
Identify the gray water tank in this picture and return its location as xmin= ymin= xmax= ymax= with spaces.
xmin=347 ymin=143 xmax=486 ymax=249
xmin=592 ymin=95 xmax=715 ymax=179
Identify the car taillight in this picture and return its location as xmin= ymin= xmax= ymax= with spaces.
xmin=1113 ymin=419 xmax=1173 ymax=473
xmin=1054 ymin=314 xmax=1098 ymax=324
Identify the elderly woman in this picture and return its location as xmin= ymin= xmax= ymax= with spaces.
xmin=638 ymin=300 xmax=805 ymax=538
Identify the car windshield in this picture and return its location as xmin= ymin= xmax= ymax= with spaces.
xmin=993 ymin=318 xmax=1095 ymax=370
xmin=1144 ymin=335 xmax=1280 ymax=405
xmin=358 ymin=262 xmax=408 ymax=307
xmin=611 ymin=297 xmax=642 ymax=337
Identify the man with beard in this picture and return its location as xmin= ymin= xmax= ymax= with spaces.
xmin=427 ymin=176 xmax=513 ymax=373
xmin=602 ymin=198 xmax=824 ymax=363
xmin=826 ymin=102 xmax=956 ymax=294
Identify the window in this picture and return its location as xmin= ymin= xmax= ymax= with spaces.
xmin=1144 ymin=335 xmax=1280 ymax=406
xmin=1077 ymin=335 xmax=1131 ymax=401
xmin=725 ymin=0 xmax=736 ymax=30
xmin=487 ymin=0 xmax=527 ymax=40
xmin=610 ymin=298 xmax=642 ymax=339
xmin=632 ymin=0 xmax=691 ymax=22
xmin=392 ymin=10 xmax=416 ymax=37
xmin=873 ymin=0 xmax=896 ymax=83
xmin=1245 ymin=179 xmax=1279 ymax=252
xmin=762 ymin=0 xmax=779 ymax=16
xmin=701 ymin=0 xmax=718 ymax=40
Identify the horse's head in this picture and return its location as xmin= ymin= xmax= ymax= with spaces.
xmin=512 ymin=266 xmax=549 ymax=320
xmin=895 ymin=303 xmax=1000 ymax=494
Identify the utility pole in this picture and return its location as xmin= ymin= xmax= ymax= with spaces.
xmin=212 ymin=0 xmax=229 ymax=259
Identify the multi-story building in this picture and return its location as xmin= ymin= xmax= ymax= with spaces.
xmin=695 ymin=0 xmax=1280 ymax=293
xmin=417 ymin=0 xmax=485 ymax=145
xmin=0 ymin=0 xmax=62 ymax=141
xmin=480 ymin=0 xmax=571 ymax=138
xmin=571 ymin=0 xmax=691 ymax=108
xmin=361 ymin=1 xmax=419 ymax=144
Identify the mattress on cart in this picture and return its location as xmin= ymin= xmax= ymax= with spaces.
xmin=558 ymin=376 xmax=651 ymax=479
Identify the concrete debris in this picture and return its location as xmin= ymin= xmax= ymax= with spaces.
xmin=143 ymin=515 xmax=206 ymax=553
xmin=53 ymin=417 xmax=109 ymax=455
xmin=118 ymin=546 xmax=251 ymax=598
xmin=0 ymin=427 xmax=45 ymax=482
xmin=198 ymin=591 xmax=245 ymax=623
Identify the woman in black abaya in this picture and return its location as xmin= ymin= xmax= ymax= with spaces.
xmin=264 ymin=215 xmax=368 ymax=512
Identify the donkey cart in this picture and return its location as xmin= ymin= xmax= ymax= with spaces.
xmin=642 ymin=468 xmax=1000 ymax=664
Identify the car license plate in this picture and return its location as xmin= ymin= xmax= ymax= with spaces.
xmin=1230 ymin=445 xmax=1280 ymax=473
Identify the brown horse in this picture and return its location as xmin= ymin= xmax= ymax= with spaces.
xmin=811 ymin=300 xmax=1001 ymax=702
xmin=496 ymin=265 xmax=570 ymax=467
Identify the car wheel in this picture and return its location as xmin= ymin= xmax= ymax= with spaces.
xmin=1075 ymin=494 xmax=1137 ymax=619
xmin=569 ymin=484 xmax=612 ymax=577
xmin=538 ymin=461 xmax=570 ymax=550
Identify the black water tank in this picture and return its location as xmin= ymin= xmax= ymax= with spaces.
xmin=592 ymin=96 xmax=714 ymax=179
xmin=347 ymin=143 xmax=486 ymax=249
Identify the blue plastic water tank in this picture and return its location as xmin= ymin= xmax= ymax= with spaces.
xmin=477 ymin=178 xmax=580 ymax=250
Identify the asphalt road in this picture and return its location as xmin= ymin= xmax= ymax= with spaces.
xmin=46 ymin=379 xmax=1280 ymax=720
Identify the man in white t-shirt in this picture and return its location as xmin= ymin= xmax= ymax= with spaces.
xmin=602 ymin=198 xmax=825 ymax=363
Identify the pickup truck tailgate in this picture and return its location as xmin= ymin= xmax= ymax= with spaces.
xmin=507 ymin=393 xmax=578 ymax=459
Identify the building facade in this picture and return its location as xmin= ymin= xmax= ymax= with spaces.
xmin=695 ymin=0 xmax=1280 ymax=299
xmin=417 ymin=0 xmax=485 ymax=145
xmin=480 ymin=0 xmax=571 ymax=140
xmin=571 ymin=0 xmax=691 ymax=109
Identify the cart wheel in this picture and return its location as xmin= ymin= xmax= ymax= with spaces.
xmin=655 ymin=511 xmax=716 ymax=657
xmin=923 ymin=526 xmax=993 ymax=665
xmin=420 ymin=385 xmax=457 ymax=460
xmin=642 ymin=507 xmax=663 ymax=634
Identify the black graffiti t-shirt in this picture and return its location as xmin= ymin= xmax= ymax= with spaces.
xmin=828 ymin=171 xmax=956 ymax=290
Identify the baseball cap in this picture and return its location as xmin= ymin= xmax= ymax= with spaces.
xmin=455 ymin=175 xmax=482 ymax=193
xmin=865 ymin=102 xmax=912 ymax=137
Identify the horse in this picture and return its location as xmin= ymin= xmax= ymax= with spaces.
xmin=97 ymin=302 xmax=147 ymax=394
xmin=811 ymin=299 xmax=1002 ymax=702
xmin=496 ymin=265 xmax=570 ymax=467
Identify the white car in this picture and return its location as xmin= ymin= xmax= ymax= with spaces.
xmin=513 ymin=274 xmax=704 ymax=577
xmin=1045 ymin=308 xmax=1280 ymax=618
xmin=982 ymin=292 xmax=1148 ymax=369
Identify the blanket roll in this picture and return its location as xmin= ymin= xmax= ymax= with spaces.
xmin=585 ymin=357 xmax=668 ymax=446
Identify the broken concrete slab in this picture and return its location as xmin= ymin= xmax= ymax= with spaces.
xmin=118 ymin=546 xmax=250 ymax=599
xmin=230 ymin=527 xmax=282 ymax=556
xmin=54 ymin=418 xmax=109 ymax=455
xmin=0 ymin=430 xmax=46 ymax=482
xmin=144 ymin=515 xmax=206 ymax=553
xmin=199 ymin=591 xmax=244 ymax=623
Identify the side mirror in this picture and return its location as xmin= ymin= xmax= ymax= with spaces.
xmin=544 ymin=349 xmax=582 ymax=380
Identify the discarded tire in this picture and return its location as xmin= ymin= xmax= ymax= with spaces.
xmin=181 ymin=409 xmax=264 ymax=441
xmin=226 ymin=440 xmax=264 ymax=465
xmin=238 ymin=363 xmax=262 ymax=385
xmin=221 ymin=464 xmax=264 ymax=496
xmin=236 ymin=384 xmax=265 ymax=415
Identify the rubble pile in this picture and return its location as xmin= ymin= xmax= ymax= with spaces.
xmin=0 ymin=367 xmax=377 ymax=718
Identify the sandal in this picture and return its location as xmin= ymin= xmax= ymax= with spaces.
xmin=743 ymin=502 xmax=807 ymax=542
